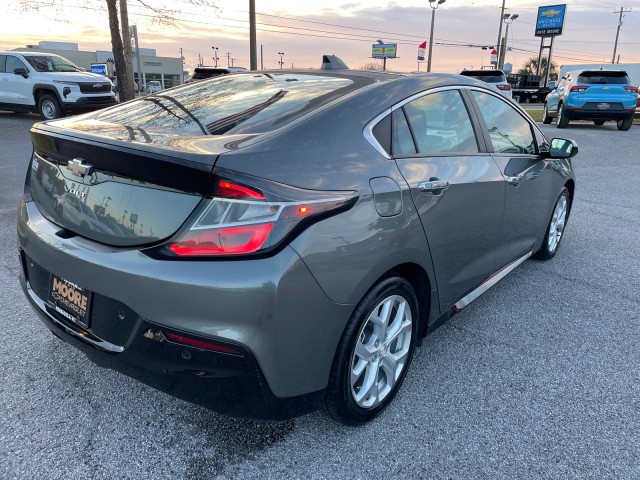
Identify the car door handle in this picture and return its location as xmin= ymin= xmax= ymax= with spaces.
xmin=506 ymin=174 xmax=523 ymax=186
xmin=419 ymin=180 xmax=450 ymax=192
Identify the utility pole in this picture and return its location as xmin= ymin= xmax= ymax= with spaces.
xmin=226 ymin=52 xmax=231 ymax=67
xmin=612 ymin=7 xmax=632 ymax=64
xmin=131 ymin=25 xmax=143 ymax=92
xmin=278 ymin=52 xmax=284 ymax=69
xmin=260 ymin=44 xmax=263 ymax=70
xmin=496 ymin=0 xmax=507 ymax=70
xmin=249 ymin=0 xmax=257 ymax=70
xmin=212 ymin=46 xmax=219 ymax=67
xmin=119 ymin=0 xmax=134 ymax=101
xmin=427 ymin=0 xmax=445 ymax=72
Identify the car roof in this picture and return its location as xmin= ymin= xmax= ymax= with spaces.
xmin=460 ymin=69 xmax=506 ymax=76
xmin=1 ymin=51 xmax=63 ymax=57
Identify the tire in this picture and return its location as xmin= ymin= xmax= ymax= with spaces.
xmin=542 ymin=103 xmax=552 ymax=124
xmin=617 ymin=118 xmax=633 ymax=131
xmin=37 ymin=94 xmax=63 ymax=120
xmin=534 ymin=187 xmax=570 ymax=261
xmin=556 ymin=103 xmax=569 ymax=128
xmin=324 ymin=276 xmax=419 ymax=425
xmin=593 ymin=120 xmax=605 ymax=126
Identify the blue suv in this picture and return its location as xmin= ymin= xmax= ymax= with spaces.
xmin=543 ymin=70 xmax=637 ymax=130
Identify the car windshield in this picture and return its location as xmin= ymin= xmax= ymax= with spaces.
xmin=95 ymin=72 xmax=374 ymax=136
xmin=577 ymin=71 xmax=631 ymax=84
xmin=23 ymin=55 xmax=82 ymax=72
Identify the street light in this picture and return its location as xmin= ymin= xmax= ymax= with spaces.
xmin=427 ymin=0 xmax=446 ymax=73
xmin=498 ymin=14 xmax=518 ymax=70
xmin=211 ymin=46 xmax=219 ymax=67
xmin=278 ymin=52 xmax=285 ymax=69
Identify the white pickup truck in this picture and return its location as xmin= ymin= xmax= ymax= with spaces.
xmin=0 ymin=51 xmax=116 ymax=119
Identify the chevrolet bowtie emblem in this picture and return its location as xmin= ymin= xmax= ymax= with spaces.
xmin=68 ymin=159 xmax=94 ymax=177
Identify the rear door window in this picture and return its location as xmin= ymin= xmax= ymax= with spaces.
xmin=402 ymin=90 xmax=479 ymax=155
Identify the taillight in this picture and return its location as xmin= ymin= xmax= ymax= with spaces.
xmin=624 ymin=86 xmax=638 ymax=93
xmin=497 ymin=84 xmax=511 ymax=91
xmin=165 ymin=172 xmax=356 ymax=257
xmin=570 ymin=86 xmax=588 ymax=92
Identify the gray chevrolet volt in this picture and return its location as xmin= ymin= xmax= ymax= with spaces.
xmin=17 ymin=64 xmax=578 ymax=425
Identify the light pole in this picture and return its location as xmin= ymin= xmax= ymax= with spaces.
xmin=211 ymin=47 xmax=219 ymax=67
xmin=498 ymin=14 xmax=518 ymax=70
xmin=427 ymin=0 xmax=445 ymax=73
xmin=278 ymin=52 xmax=284 ymax=69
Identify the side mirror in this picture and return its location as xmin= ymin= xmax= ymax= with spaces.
xmin=548 ymin=138 xmax=578 ymax=159
xmin=14 ymin=68 xmax=29 ymax=78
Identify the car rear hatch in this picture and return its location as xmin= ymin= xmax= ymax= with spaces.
xmin=28 ymin=71 xmax=377 ymax=248
xmin=574 ymin=71 xmax=637 ymax=109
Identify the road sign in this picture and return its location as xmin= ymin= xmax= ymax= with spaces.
xmin=90 ymin=63 xmax=108 ymax=76
xmin=418 ymin=41 xmax=426 ymax=61
xmin=535 ymin=4 xmax=567 ymax=37
xmin=490 ymin=49 xmax=498 ymax=65
xmin=372 ymin=44 xmax=397 ymax=59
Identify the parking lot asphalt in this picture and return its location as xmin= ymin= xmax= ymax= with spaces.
xmin=1 ymin=112 xmax=639 ymax=479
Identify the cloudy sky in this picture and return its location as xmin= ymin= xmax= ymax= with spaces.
xmin=3 ymin=0 xmax=640 ymax=73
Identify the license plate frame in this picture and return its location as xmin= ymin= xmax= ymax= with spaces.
xmin=48 ymin=274 xmax=93 ymax=328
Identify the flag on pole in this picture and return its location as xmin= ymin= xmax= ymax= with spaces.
xmin=418 ymin=41 xmax=427 ymax=61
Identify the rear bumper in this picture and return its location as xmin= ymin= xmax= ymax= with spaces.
xmin=18 ymin=199 xmax=354 ymax=418
xmin=20 ymin=262 xmax=322 ymax=419
xmin=563 ymin=105 xmax=635 ymax=121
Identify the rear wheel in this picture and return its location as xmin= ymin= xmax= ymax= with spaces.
xmin=617 ymin=118 xmax=633 ymax=131
xmin=542 ymin=104 xmax=552 ymax=124
xmin=593 ymin=120 xmax=605 ymax=126
xmin=534 ymin=187 xmax=570 ymax=261
xmin=37 ymin=94 xmax=63 ymax=120
xmin=556 ymin=103 xmax=569 ymax=128
xmin=324 ymin=276 xmax=418 ymax=425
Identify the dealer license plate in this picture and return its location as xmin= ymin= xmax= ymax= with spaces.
xmin=48 ymin=274 xmax=92 ymax=328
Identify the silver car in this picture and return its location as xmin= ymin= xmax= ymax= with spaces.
xmin=18 ymin=69 xmax=577 ymax=425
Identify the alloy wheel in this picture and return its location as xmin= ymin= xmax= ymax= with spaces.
xmin=548 ymin=194 xmax=567 ymax=253
xmin=350 ymin=294 xmax=413 ymax=409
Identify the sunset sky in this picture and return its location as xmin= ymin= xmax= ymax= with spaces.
xmin=3 ymin=0 xmax=639 ymax=73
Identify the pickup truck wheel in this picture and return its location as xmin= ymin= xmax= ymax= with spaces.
xmin=37 ymin=94 xmax=64 ymax=120
xmin=617 ymin=118 xmax=633 ymax=131
xmin=556 ymin=103 xmax=569 ymax=129
xmin=542 ymin=104 xmax=552 ymax=124
xmin=593 ymin=120 xmax=605 ymax=126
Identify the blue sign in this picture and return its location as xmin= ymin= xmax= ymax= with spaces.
xmin=90 ymin=63 xmax=108 ymax=76
xmin=535 ymin=4 xmax=567 ymax=37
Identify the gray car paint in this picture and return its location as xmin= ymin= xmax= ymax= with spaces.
xmin=18 ymin=71 xmax=576 ymax=405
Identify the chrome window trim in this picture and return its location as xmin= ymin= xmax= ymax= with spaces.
xmin=363 ymin=85 xmax=474 ymax=159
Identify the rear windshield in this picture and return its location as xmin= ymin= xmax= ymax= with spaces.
xmin=577 ymin=71 xmax=630 ymax=84
xmin=460 ymin=71 xmax=505 ymax=83
xmin=95 ymin=73 xmax=373 ymax=136
xmin=192 ymin=69 xmax=228 ymax=80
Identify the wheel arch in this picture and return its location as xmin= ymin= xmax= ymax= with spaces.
xmin=33 ymin=84 xmax=63 ymax=105
xmin=366 ymin=262 xmax=434 ymax=340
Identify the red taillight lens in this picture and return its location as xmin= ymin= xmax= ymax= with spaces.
xmin=167 ymin=175 xmax=355 ymax=257
xmin=570 ymin=86 xmax=588 ymax=92
xmin=497 ymin=84 xmax=511 ymax=91
xmin=165 ymin=331 xmax=242 ymax=354
xmin=169 ymin=223 xmax=274 ymax=256
xmin=624 ymin=86 xmax=638 ymax=92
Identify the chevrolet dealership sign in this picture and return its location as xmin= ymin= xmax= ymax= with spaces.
xmin=535 ymin=4 xmax=567 ymax=37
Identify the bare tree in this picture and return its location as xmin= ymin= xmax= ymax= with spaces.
xmin=360 ymin=62 xmax=383 ymax=71
xmin=20 ymin=0 xmax=218 ymax=102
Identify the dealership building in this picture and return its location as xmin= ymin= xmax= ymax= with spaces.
xmin=14 ymin=41 xmax=184 ymax=89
